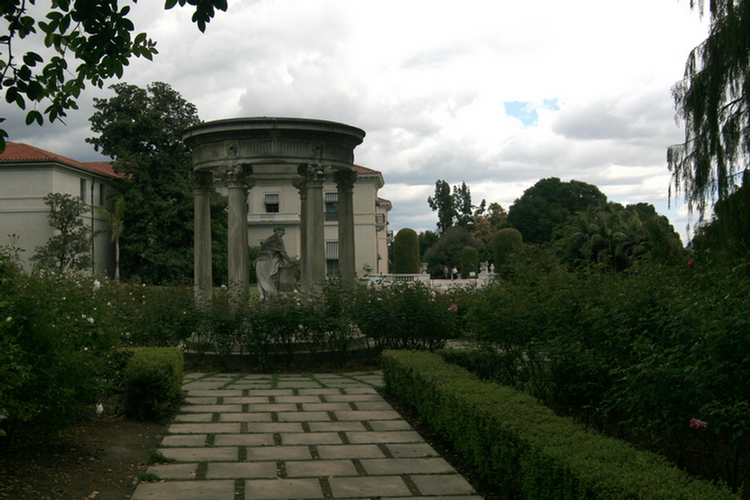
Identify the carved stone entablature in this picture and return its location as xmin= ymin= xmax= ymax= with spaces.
xmin=183 ymin=117 xmax=365 ymax=172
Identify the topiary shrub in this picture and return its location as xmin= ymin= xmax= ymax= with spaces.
xmin=460 ymin=246 xmax=479 ymax=278
xmin=123 ymin=347 xmax=183 ymax=421
xmin=494 ymin=227 xmax=523 ymax=272
xmin=392 ymin=228 xmax=420 ymax=274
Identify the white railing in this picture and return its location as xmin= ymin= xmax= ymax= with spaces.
xmin=367 ymin=274 xmax=431 ymax=285
xmin=247 ymin=212 xmax=300 ymax=223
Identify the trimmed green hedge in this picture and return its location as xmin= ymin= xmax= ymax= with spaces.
xmin=382 ymin=350 xmax=738 ymax=500
xmin=123 ymin=347 xmax=184 ymax=421
xmin=392 ymin=228 xmax=420 ymax=274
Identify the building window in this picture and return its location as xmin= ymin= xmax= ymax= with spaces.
xmin=325 ymin=193 xmax=338 ymax=222
xmin=99 ymin=184 xmax=106 ymax=206
xmin=326 ymin=241 xmax=339 ymax=276
xmin=80 ymin=178 xmax=87 ymax=203
xmin=265 ymin=194 xmax=279 ymax=213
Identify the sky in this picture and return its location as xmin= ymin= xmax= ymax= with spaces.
xmin=5 ymin=0 xmax=710 ymax=242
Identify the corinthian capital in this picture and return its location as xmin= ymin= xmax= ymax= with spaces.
xmin=221 ymin=164 xmax=254 ymax=188
xmin=297 ymin=163 xmax=332 ymax=183
xmin=334 ymin=169 xmax=358 ymax=191
xmin=191 ymin=170 xmax=215 ymax=193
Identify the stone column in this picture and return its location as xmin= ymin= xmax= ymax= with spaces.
xmin=193 ymin=170 xmax=214 ymax=309
xmin=293 ymin=174 xmax=308 ymax=293
xmin=300 ymin=164 xmax=330 ymax=293
xmin=335 ymin=169 xmax=357 ymax=288
xmin=224 ymin=164 xmax=253 ymax=308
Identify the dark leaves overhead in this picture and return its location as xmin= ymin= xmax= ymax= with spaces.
xmin=669 ymin=0 xmax=750 ymax=217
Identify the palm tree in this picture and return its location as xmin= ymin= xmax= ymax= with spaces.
xmin=93 ymin=196 xmax=125 ymax=282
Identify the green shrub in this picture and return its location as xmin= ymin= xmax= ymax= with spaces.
xmin=392 ymin=228 xmax=420 ymax=274
xmin=301 ymin=278 xmax=357 ymax=365
xmin=382 ymin=350 xmax=739 ymax=500
xmin=460 ymin=246 xmax=478 ymax=278
xmin=123 ymin=347 xmax=183 ymax=421
xmin=353 ymin=281 xmax=457 ymax=350
xmin=102 ymin=284 xmax=200 ymax=347
xmin=0 ymin=270 xmax=119 ymax=442
xmin=493 ymin=227 xmax=523 ymax=272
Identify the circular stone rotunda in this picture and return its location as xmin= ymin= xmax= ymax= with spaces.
xmin=182 ymin=117 xmax=366 ymax=306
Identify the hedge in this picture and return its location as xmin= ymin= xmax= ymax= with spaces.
xmin=123 ymin=347 xmax=184 ymax=420
xmin=381 ymin=350 xmax=738 ymax=500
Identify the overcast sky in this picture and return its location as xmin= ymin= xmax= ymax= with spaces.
xmin=6 ymin=0 xmax=709 ymax=242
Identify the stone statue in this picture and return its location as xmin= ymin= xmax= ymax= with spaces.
xmin=255 ymin=227 xmax=295 ymax=299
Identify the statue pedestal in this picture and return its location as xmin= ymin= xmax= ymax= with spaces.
xmin=279 ymin=265 xmax=297 ymax=293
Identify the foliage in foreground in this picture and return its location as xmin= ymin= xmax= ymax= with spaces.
xmin=451 ymin=252 xmax=750 ymax=493
xmin=0 ymin=267 xmax=119 ymax=442
xmin=383 ymin=350 xmax=739 ymax=500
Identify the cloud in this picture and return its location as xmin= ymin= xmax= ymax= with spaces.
xmin=504 ymin=99 xmax=560 ymax=128
xmin=1 ymin=0 xmax=710 ymax=241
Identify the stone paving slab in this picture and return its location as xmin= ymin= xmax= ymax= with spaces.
xmin=167 ymin=422 xmax=240 ymax=434
xmin=245 ymin=478 xmax=324 ymax=499
xmin=213 ymin=434 xmax=274 ymax=446
xmin=133 ymin=480 xmax=236 ymax=500
xmin=346 ymin=430 xmax=424 ymax=444
xmin=160 ymin=446 xmax=238 ymax=462
xmin=160 ymin=434 xmax=207 ymax=447
xmin=133 ymin=371 xmax=482 ymax=500
xmin=329 ymin=476 xmax=413 ymax=498
xmin=285 ymin=459 xmax=359 ymax=477
xmin=173 ymin=413 xmax=214 ymax=422
xmin=412 ymin=474 xmax=477 ymax=496
xmin=205 ymin=462 xmax=277 ymax=479
xmin=144 ymin=463 xmax=198 ymax=479
xmin=308 ymin=421 xmax=367 ymax=432
xmin=219 ymin=413 xmax=273 ymax=422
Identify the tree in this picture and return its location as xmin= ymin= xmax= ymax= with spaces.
xmin=486 ymin=202 xmax=508 ymax=230
xmin=493 ymin=227 xmax=523 ymax=273
xmin=692 ymin=170 xmax=750 ymax=263
xmin=427 ymin=179 xmax=486 ymax=234
xmin=30 ymin=193 xmax=91 ymax=272
xmin=427 ymin=180 xmax=455 ymax=234
xmin=87 ymin=81 xmax=227 ymax=284
xmin=418 ymin=230 xmax=439 ymax=259
xmin=668 ymin=0 xmax=750 ymax=217
xmin=461 ymin=246 xmax=479 ymax=279
xmin=0 ymin=0 xmax=227 ymax=152
xmin=93 ymin=195 xmax=125 ymax=282
xmin=422 ymin=227 xmax=481 ymax=278
xmin=550 ymin=203 xmax=684 ymax=271
xmin=392 ymin=228 xmax=420 ymax=274
xmin=507 ymin=178 xmax=607 ymax=245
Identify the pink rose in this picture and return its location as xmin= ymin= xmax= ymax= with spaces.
xmin=690 ymin=418 xmax=708 ymax=429
xmin=449 ymin=303 xmax=458 ymax=313
xmin=688 ymin=258 xmax=695 ymax=269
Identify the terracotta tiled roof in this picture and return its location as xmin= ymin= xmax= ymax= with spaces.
xmin=353 ymin=164 xmax=380 ymax=175
xmin=0 ymin=142 xmax=117 ymax=178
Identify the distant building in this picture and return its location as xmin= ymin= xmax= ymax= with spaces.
xmin=0 ymin=143 xmax=117 ymax=275
xmin=245 ymin=165 xmax=392 ymax=277
xmin=0 ymin=143 xmax=392 ymax=278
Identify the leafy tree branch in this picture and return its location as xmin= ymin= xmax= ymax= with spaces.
xmin=0 ymin=0 xmax=227 ymax=152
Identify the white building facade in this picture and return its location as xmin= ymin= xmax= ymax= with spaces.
xmin=0 ymin=143 xmax=391 ymax=280
xmin=246 ymin=165 xmax=391 ymax=277
xmin=0 ymin=143 xmax=117 ymax=276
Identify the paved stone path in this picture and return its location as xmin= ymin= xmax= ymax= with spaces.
xmin=133 ymin=371 xmax=482 ymax=500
